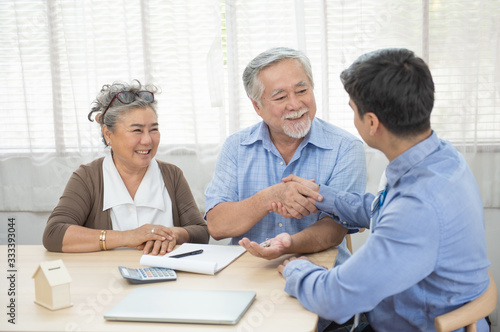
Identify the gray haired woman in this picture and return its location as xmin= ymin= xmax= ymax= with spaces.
xmin=43 ymin=80 xmax=209 ymax=254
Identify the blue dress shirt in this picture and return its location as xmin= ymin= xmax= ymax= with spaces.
xmin=283 ymin=131 xmax=491 ymax=331
xmin=205 ymin=117 xmax=367 ymax=265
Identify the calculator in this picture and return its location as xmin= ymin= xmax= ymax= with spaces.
xmin=118 ymin=266 xmax=177 ymax=284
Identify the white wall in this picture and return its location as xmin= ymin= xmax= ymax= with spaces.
xmin=485 ymin=208 xmax=500 ymax=331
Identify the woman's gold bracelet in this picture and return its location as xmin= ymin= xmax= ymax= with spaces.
xmin=99 ymin=230 xmax=107 ymax=251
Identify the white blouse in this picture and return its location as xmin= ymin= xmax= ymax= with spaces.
xmin=102 ymin=151 xmax=173 ymax=231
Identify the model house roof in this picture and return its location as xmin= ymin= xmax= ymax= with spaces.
xmin=32 ymin=259 xmax=72 ymax=286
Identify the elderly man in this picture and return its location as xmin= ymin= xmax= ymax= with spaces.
xmin=277 ymin=48 xmax=491 ymax=331
xmin=205 ymin=47 xmax=366 ymax=267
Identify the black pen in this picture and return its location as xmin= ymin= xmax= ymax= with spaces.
xmin=169 ymin=249 xmax=204 ymax=258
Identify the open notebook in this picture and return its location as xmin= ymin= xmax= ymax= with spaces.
xmin=104 ymin=288 xmax=256 ymax=325
xmin=140 ymin=243 xmax=246 ymax=275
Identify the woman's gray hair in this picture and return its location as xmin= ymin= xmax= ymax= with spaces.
xmin=88 ymin=80 xmax=159 ymax=146
xmin=242 ymin=47 xmax=314 ymax=106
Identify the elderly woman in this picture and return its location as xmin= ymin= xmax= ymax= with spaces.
xmin=43 ymin=80 xmax=209 ymax=254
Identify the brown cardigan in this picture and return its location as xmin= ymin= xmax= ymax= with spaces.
xmin=43 ymin=158 xmax=209 ymax=252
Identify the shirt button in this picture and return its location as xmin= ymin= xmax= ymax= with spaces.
xmin=279 ymin=161 xmax=284 ymax=165
xmin=342 ymin=221 xmax=347 ymax=225
xmin=278 ymin=223 xmax=283 ymax=227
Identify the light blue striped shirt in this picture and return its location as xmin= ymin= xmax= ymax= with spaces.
xmin=205 ymin=117 xmax=366 ymax=265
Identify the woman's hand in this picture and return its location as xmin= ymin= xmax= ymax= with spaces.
xmin=123 ymin=224 xmax=171 ymax=248
xmin=136 ymin=227 xmax=190 ymax=255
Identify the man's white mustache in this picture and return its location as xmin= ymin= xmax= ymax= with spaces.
xmin=283 ymin=109 xmax=308 ymax=120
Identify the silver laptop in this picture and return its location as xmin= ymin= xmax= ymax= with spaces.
xmin=104 ymin=288 xmax=256 ymax=325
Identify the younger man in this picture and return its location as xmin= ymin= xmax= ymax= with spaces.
xmin=278 ymin=48 xmax=490 ymax=331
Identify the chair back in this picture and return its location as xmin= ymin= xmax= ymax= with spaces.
xmin=435 ymin=271 xmax=497 ymax=332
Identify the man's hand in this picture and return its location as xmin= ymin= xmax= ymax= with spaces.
xmin=282 ymin=174 xmax=320 ymax=192
xmin=269 ymin=175 xmax=322 ymax=218
xmin=239 ymin=233 xmax=292 ymax=260
xmin=267 ymin=179 xmax=322 ymax=219
xmin=277 ymin=256 xmax=310 ymax=275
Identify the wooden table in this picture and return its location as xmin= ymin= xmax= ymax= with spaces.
xmin=0 ymin=245 xmax=337 ymax=332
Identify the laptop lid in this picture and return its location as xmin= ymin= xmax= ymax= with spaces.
xmin=104 ymin=288 xmax=256 ymax=325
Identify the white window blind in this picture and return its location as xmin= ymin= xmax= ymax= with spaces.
xmin=2 ymin=0 xmax=227 ymax=154
xmin=1 ymin=0 xmax=499 ymax=211
xmin=224 ymin=0 xmax=499 ymax=147
xmin=1 ymin=0 xmax=499 ymax=155
xmin=427 ymin=1 xmax=500 ymax=146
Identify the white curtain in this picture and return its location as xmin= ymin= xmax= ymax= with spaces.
xmin=1 ymin=0 xmax=499 ymax=211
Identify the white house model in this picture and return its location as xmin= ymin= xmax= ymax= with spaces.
xmin=32 ymin=259 xmax=72 ymax=310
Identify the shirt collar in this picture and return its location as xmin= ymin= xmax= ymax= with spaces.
xmin=241 ymin=118 xmax=334 ymax=151
xmin=385 ymin=131 xmax=440 ymax=187
xmin=102 ymin=152 xmax=165 ymax=211
xmin=134 ymin=159 xmax=165 ymax=209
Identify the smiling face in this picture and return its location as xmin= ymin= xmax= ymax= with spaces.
xmin=103 ymin=106 xmax=160 ymax=174
xmin=252 ymin=58 xmax=316 ymax=141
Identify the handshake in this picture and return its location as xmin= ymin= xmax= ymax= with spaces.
xmin=238 ymin=174 xmax=326 ymax=261
xmin=267 ymin=174 xmax=323 ymax=220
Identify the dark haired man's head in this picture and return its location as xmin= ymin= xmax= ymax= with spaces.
xmin=340 ymin=48 xmax=434 ymax=138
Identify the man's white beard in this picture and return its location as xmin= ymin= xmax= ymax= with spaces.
xmin=283 ymin=109 xmax=312 ymax=139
